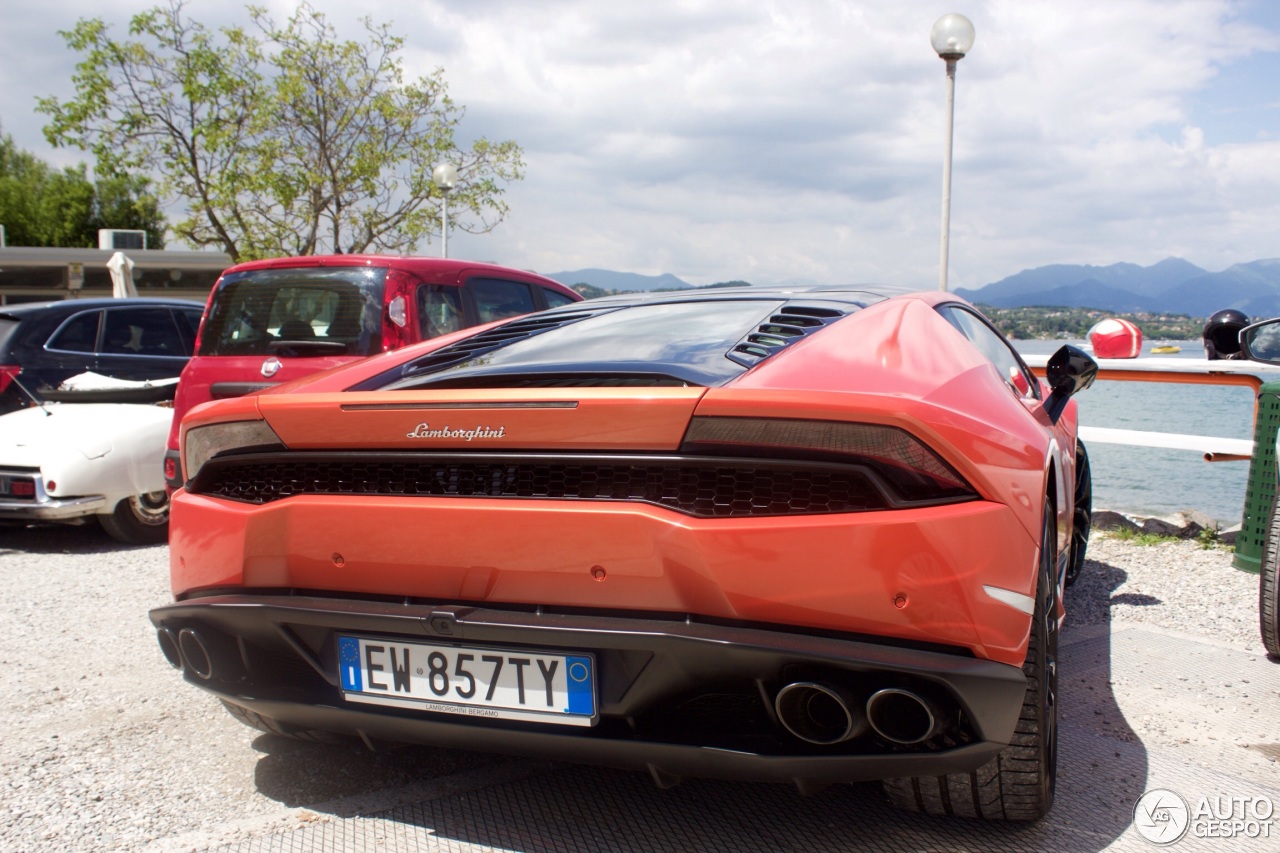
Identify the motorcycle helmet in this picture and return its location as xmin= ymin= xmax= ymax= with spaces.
xmin=1202 ymin=308 xmax=1250 ymax=360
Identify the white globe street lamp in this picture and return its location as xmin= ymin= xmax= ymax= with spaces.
xmin=432 ymin=163 xmax=459 ymax=258
xmin=931 ymin=13 xmax=975 ymax=291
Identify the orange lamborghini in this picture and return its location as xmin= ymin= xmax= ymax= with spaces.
xmin=151 ymin=285 xmax=1097 ymax=821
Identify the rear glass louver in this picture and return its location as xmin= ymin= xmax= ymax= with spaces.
xmin=727 ymin=304 xmax=850 ymax=368
xmin=400 ymin=306 xmax=615 ymax=377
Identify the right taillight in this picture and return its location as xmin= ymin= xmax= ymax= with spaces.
xmin=680 ymin=417 xmax=976 ymax=505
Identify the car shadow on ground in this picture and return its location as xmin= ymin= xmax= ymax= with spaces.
xmin=0 ymin=521 xmax=162 ymax=555
xmin=232 ymin=555 xmax=1151 ymax=852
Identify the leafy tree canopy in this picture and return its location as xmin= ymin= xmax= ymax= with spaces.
xmin=0 ymin=132 xmax=165 ymax=248
xmin=38 ymin=1 xmax=523 ymax=263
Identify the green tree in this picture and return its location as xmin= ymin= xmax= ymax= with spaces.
xmin=38 ymin=1 xmax=523 ymax=263
xmin=0 ymin=133 xmax=164 ymax=247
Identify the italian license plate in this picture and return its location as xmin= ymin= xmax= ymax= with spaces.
xmin=337 ymin=636 xmax=596 ymax=726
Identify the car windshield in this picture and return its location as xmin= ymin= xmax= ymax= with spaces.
xmin=198 ymin=267 xmax=386 ymax=358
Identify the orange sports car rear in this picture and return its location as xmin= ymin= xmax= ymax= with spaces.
xmin=151 ymin=285 xmax=1096 ymax=821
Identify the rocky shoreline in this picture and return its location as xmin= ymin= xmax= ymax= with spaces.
xmin=1092 ymin=508 xmax=1242 ymax=545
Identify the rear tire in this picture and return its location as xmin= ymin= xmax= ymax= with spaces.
xmin=1259 ymin=497 xmax=1280 ymax=660
xmin=883 ymin=503 xmax=1058 ymax=820
xmin=98 ymin=491 xmax=169 ymax=545
xmin=1064 ymin=440 xmax=1091 ymax=588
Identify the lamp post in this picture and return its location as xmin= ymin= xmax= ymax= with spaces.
xmin=931 ymin=13 xmax=975 ymax=291
xmin=432 ymin=163 xmax=458 ymax=258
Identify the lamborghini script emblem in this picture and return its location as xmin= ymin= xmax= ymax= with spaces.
xmin=406 ymin=423 xmax=507 ymax=441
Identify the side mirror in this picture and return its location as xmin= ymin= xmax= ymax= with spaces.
xmin=1044 ymin=344 xmax=1097 ymax=424
xmin=1240 ymin=319 xmax=1280 ymax=364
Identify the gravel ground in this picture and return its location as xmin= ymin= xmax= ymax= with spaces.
xmin=0 ymin=521 xmax=1270 ymax=852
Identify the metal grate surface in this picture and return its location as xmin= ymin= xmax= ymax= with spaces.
xmin=189 ymin=627 xmax=1280 ymax=853
xmin=193 ymin=456 xmax=887 ymax=517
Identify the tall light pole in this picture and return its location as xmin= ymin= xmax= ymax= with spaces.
xmin=931 ymin=14 xmax=975 ymax=291
xmin=432 ymin=163 xmax=458 ymax=258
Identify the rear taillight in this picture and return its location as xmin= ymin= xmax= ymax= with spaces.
xmin=681 ymin=417 xmax=975 ymax=504
xmin=183 ymin=419 xmax=285 ymax=482
xmin=9 ymin=479 xmax=36 ymax=497
xmin=0 ymin=365 xmax=21 ymax=394
xmin=381 ymin=268 xmax=419 ymax=352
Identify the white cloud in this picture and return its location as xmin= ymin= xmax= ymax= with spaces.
xmin=3 ymin=0 xmax=1280 ymax=289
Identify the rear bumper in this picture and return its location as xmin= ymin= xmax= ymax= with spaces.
xmin=0 ymin=495 xmax=105 ymax=520
xmin=149 ymin=594 xmax=1027 ymax=787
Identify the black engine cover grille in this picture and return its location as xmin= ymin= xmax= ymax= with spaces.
xmin=189 ymin=453 xmax=889 ymax=517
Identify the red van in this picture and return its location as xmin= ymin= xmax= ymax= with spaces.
xmin=163 ymin=255 xmax=582 ymax=491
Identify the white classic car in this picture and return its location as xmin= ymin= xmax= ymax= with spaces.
xmin=0 ymin=375 xmax=176 ymax=544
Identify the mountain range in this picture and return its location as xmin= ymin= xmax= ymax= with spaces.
xmin=550 ymin=258 xmax=1280 ymax=319
xmin=955 ymin=258 xmax=1280 ymax=318
xmin=546 ymin=268 xmax=692 ymax=292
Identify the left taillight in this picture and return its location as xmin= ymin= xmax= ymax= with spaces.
xmin=0 ymin=365 xmax=21 ymax=394
xmin=680 ymin=417 xmax=976 ymax=505
xmin=183 ymin=419 xmax=285 ymax=483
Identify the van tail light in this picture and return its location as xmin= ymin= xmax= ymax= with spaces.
xmin=0 ymin=365 xmax=20 ymax=394
xmin=382 ymin=268 xmax=420 ymax=352
xmin=680 ymin=417 xmax=976 ymax=505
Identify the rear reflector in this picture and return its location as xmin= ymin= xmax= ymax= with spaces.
xmin=680 ymin=417 xmax=975 ymax=504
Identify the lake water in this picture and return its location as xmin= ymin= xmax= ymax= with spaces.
xmin=1014 ymin=340 xmax=1254 ymax=525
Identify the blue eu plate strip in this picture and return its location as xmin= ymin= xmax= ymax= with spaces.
xmin=338 ymin=636 xmax=362 ymax=692
xmin=565 ymin=656 xmax=594 ymax=716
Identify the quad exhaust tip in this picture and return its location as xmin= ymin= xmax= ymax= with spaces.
xmin=865 ymin=687 xmax=943 ymax=745
xmin=176 ymin=628 xmax=214 ymax=680
xmin=156 ymin=627 xmax=182 ymax=670
xmin=774 ymin=682 xmax=868 ymax=745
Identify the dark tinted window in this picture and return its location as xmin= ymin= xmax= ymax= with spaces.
xmin=176 ymin=308 xmax=203 ymax=350
xmin=941 ymin=306 xmax=1038 ymax=399
xmin=417 ymin=285 xmax=465 ymax=338
xmin=470 ymin=278 xmax=536 ymax=323
xmin=102 ymin=307 xmax=189 ymax=357
xmin=390 ymin=300 xmax=788 ymax=389
xmin=47 ymin=311 xmax=101 ymax=353
xmin=543 ymin=288 xmax=576 ymax=309
xmin=199 ymin=267 xmax=386 ymax=357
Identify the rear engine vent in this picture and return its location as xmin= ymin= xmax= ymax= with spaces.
xmin=189 ymin=452 xmax=891 ymax=517
xmin=727 ymin=304 xmax=850 ymax=368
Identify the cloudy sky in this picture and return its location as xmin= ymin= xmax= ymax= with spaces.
xmin=3 ymin=0 xmax=1280 ymax=290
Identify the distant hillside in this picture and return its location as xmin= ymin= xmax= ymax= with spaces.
xmin=547 ymin=268 xmax=692 ymax=292
xmin=956 ymin=258 xmax=1280 ymax=318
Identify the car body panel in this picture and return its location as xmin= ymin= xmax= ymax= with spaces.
xmin=154 ymin=285 xmax=1090 ymax=795
xmin=0 ymin=298 xmax=203 ymax=414
xmin=168 ymin=489 xmax=1034 ymax=666
xmin=0 ymin=402 xmax=171 ymax=519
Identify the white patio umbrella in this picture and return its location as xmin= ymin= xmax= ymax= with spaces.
xmin=106 ymin=251 xmax=138 ymax=298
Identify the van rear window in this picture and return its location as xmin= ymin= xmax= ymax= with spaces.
xmin=199 ymin=267 xmax=386 ymax=358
